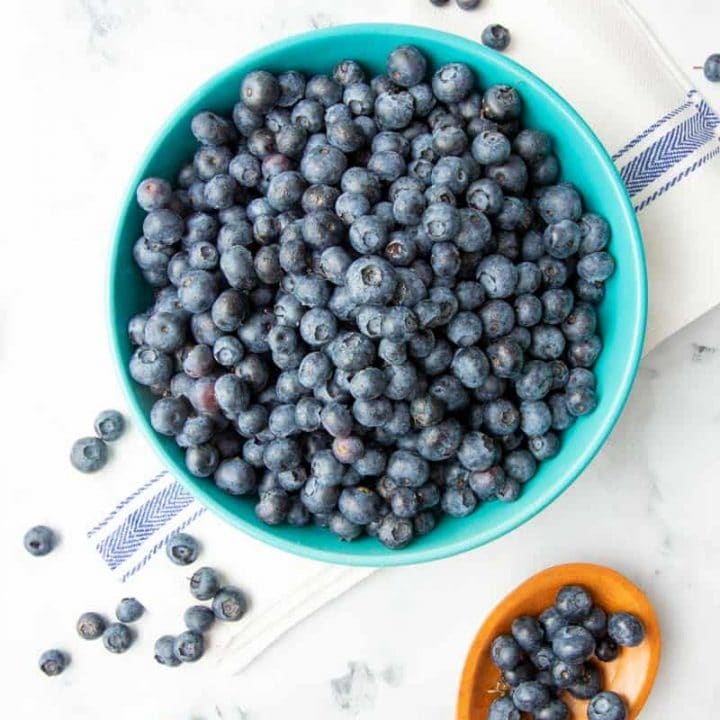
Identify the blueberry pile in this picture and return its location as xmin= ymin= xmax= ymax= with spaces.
xmin=488 ymin=585 xmax=644 ymax=720
xmin=127 ymin=45 xmax=615 ymax=549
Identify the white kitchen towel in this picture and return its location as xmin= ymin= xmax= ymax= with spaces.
xmin=87 ymin=0 xmax=720 ymax=673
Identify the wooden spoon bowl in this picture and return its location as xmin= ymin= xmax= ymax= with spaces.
xmin=457 ymin=563 xmax=661 ymax=719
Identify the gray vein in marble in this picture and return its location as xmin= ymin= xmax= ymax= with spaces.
xmin=691 ymin=342 xmax=717 ymax=361
xmin=77 ymin=0 xmax=142 ymax=61
xmin=331 ymin=662 xmax=378 ymax=714
xmin=309 ymin=12 xmax=333 ymax=29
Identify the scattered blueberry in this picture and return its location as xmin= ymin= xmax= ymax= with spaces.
xmin=116 ymin=598 xmax=144 ymax=623
xmin=212 ymin=586 xmax=248 ymax=621
xmin=70 ymin=436 xmax=108 ymax=473
xmin=703 ymin=53 xmax=720 ymax=82
xmin=77 ymin=611 xmax=107 ymax=640
xmin=173 ymin=630 xmax=204 ymax=662
xmin=102 ymin=622 xmax=133 ymax=653
xmin=184 ymin=605 xmax=216 ymax=633
xmin=154 ymin=635 xmax=181 ymax=667
xmin=166 ymin=533 xmax=200 ymax=565
xmin=24 ymin=525 xmax=55 ymax=556
xmin=39 ymin=649 xmax=68 ymax=676
xmin=94 ymin=409 xmax=125 ymax=442
xmin=482 ymin=25 xmax=511 ymax=52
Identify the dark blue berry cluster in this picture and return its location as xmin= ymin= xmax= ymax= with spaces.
xmin=128 ymin=46 xmax=615 ymax=549
xmin=154 ymin=540 xmax=248 ymax=667
xmin=488 ymin=585 xmax=643 ymax=720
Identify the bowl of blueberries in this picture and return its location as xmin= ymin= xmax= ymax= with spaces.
xmin=109 ymin=23 xmax=647 ymax=565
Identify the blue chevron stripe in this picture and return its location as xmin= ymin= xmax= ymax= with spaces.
xmin=634 ymin=144 xmax=720 ymax=213
xmin=96 ymin=480 xmax=194 ymax=570
xmin=87 ymin=470 xmax=168 ymax=538
xmin=619 ymin=100 xmax=719 ymax=197
xmin=612 ymin=100 xmax=692 ymax=161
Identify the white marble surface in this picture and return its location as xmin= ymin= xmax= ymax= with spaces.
xmin=3 ymin=0 xmax=720 ymax=718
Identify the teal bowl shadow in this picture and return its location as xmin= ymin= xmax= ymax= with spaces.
xmin=109 ymin=23 xmax=647 ymax=566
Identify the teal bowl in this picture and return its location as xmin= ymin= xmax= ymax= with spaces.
xmin=109 ymin=24 xmax=647 ymax=566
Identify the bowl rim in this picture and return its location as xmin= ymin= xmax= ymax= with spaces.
xmin=108 ymin=22 xmax=648 ymax=567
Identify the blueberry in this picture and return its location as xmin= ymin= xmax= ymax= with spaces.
xmin=388 ymin=486 xmax=419 ymax=518
xmin=504 ymin=450 xmax=537 ymax=482
xmin=432 ymin=63 xmax=474 ymax=103
xmin=431 ymin=126 xmax=467 ymax=158
xmin=512 ymin=615 xmax=544 ymax=652
xmin=496 ymin=476 xmax=521 ymax=501
xmin=468 ymin=465 xmax=504 ymax=499
xmin=70 ymin=436 xmax=108 ymax=473
xmin=457 ymin=431 xmax=496 ymax=471
xmin=531 ymin=645 xmax=557 ymax=670
xmin=528 ymin=431 xmax=561 ymax=460
xmin=441 ymin=485 xmax=478 ymax=516
xmin=486 ymin=154 xmax=528 ymax=194
xmin=137 ymin=177 xmax=172 ymax=211
xmin=487 ymin=337 xmax=524 ymax=379
xmin=552 ymin=625 xmax=595 ymax=664
xmin=567 ymin=335 xmax=602 ymax=368
xmin=328 ymin=512 xmax=363 ymax=541
xmin=580 ymin=605 xmax=607 ymax=639
xmin=172 ymin=630 xmax=204 ymax=663
xmin=23 ymin=525 xmax=55 ymax=556
xmin=150 ymin=397 xmax=189 ymax=436
xmin=377 ymin=513 xmax=413 ymax=549
xmin=470 ymin=130 xmax=510 ymax=165
xmin=577 ymin=251 xmax=615 ymax=282
xmin=587 ymin=691 xmax=628 ymax=720
xmin=483 ymin=399 xmax=520 ymax=436
xmin=348 ymin=214 xmax=388 ymax=254
xmin=103 ymin=622 xmax=133 ymax=653
xmin=275 ymin=69 xmax=305 ymax=106
xmin=482 ymin=24 xmax=511 ymax=51
xmin=114 ymin=598 xmax=144 ymax=624
xmin=478 ymin=254 xmax=518 ymax=298
xmin=368 ymin=149 xmax=407 ymax=182
xmin=166 ymin=532 xmax=199 ymax=565
xmin=191 ymin=110 xmax=236 ymax=145
xmin=595 ymin=637 xmax=619 ymax=662
xmin=211 ymin=586 xmax=247 ymax=622
xmin=77 ymin=611 xmax=106 ymax=640
xmin=561 ymin=302 xmax=596 ymax=342
xmin=607 ymin=612 xmax=645 ymax=647
xmin=154 ymin=635 xmax=181 ymax=667
xmin=502 ymin=662 xmax=535 ymax=688
xmin=456 ymin=0 xmax=481 ymax=8
xmin=491 ymin=633 xmax=523 ymax=670
xmin=531 ymin=325 xmax=566 ymax=360
xmin=703 ymin=53 xmax=720 ymax=81
xmin=184 ymin=605 xmax=215 ymax=634
xmin=544 ymin=220 xmax=581 ymax=259
xmin=534 ymin=700 xmax=570 ymax=720
xmin=488 ymin=697 xmax=520 ymax=720
xmin=512 ymin=680 xmax=550 ymax=712
xmin=578 ymin=213 xmax=610 ymax=254
xmin=189 ymin=566 xmax=220 ymax=601
xmin=565 ymin=386 xmax=598 ymax=417
xmin=567 ymin=662 xmax=602 ymax=699
xmin=39 ymin=649 xmax=68 ymax=677
xmin=387 ymin=45 xmax=427 ymax=88
xmin=240 ymin=70 xmax=280 ymax=113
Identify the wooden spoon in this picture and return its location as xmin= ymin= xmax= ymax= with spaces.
xmin=456 ymin=563 xmax=661 ymax=720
